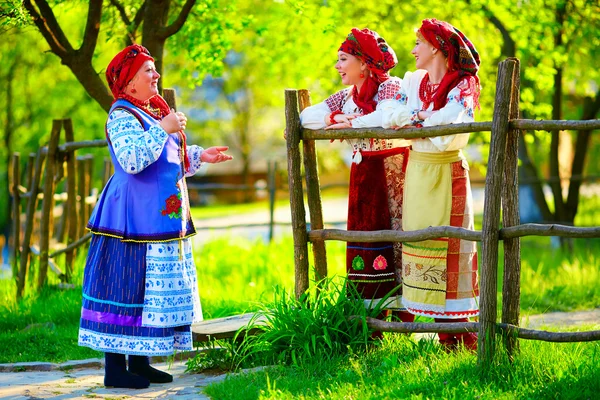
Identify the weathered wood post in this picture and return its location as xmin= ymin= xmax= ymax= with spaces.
xmin=298 ymin=89 xmax=328 ymax=286
xmin=17 ymin=149 xmax=46 ymax=298
xmin=38 ymin=120 xmax=62 ymax=290
xmin=479 ymin=59 xmax=517 ymax=367
xmin=285 ymin=89 xmax=310 ymax=299
xmin=84 ymin=155 xmax=94 ymax=224
xmin=267 ymin=160 xmax=276 ymax=242
xmin=11 ymin=153 xmax=21 ymax=279
xmin=76 ymin=155 xmax=87 ymax=239
xmin=64 ymin=118 xmax=78 ymax=282
xmin=501 ymin=58 xmax=522 ymax=358
xmin=102 ymin=158 xmax=112 ymax=187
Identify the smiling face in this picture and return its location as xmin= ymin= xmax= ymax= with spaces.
xmin=411 ymin=34 xmax=437 ymax=70
xmin=335 ymin=51 xmax=367 ymax=87
xmin=127 ymin=60 xmax=160 ymax=101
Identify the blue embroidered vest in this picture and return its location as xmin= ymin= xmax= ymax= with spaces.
xmin=87 ymin=99 xmax=196 ymax=242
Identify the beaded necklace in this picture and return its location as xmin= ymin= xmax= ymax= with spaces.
xmin=118 ymin=93 xmax=163 ymax=120
xmin=418 ymin=73 xmax=440 ymax=111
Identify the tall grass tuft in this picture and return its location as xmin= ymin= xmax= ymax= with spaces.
xmin=187 ymin=278 xmax=389 ymax=372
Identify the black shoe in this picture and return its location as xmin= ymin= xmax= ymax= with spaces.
xmin=104 ymin=353 xmax=150 ymax=389
xmin=128 ymin=355 xmax=173 ymax=383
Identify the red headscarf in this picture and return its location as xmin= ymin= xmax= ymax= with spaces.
xmin=418 ymin=19 xmax=481 ymax=110
xmin=339 ymin=28 xmax=397 ymax=114
xmin=106 ymin=44 xmax=189 ymax=171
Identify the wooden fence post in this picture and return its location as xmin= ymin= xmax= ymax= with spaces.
xmin=163 ymin=88 xmax=177 ymax=111
xmin=501 ymin=58 xmax=522 ymax=358
xmin=479 ymin=59 xmax=517 ymax=367
xmin=16 ymin=149 xmax=46 ymax=298
xmin=285 ymin=89 xmax=310 ymax=299
xmin=64 ymin=118 xmax=78 ymax=282
xmin=11 ymin=153 xmax=21 ymax=280
xmin=77 ymin=156 xmax=87 ymax=239
xmin=38 ymin=120 xmax=62 ymax=290
xmin=298 ymin=89 xmax=328 ymax=286
xmin=84 ymin=155 xmax=94 ymax=224
xmin=267 ymin=160 xmax=276 ymax=242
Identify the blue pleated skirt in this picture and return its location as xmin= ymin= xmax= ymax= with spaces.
xmin=78 ymin=234 xmax=202 ymax=356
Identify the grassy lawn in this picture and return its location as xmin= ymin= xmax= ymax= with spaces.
xmin=0 ymin=193 xmax=599 ymax=399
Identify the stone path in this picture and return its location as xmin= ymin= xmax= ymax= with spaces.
xmin=1 ymin=309 xmax=597 ymax=400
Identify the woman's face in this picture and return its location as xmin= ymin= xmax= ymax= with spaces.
xmin=411 ymin=36 xmax=437 ymax=70
xmin=335 ymin=51 xmax=366 ymax=86
xmin=128 ymin=60 xmax=160 ymax=100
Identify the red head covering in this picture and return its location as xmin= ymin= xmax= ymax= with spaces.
xmin=418 ymin=19 xmax=481 ymax=110
xmin=106 ymin=44 xmax=190 ymax=171
xmin=339 ymin=28 xmax=397 ymax=114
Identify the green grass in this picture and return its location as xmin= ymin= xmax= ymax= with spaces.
xmin=0 ymin=194 xmax=599 ymax=369
xmin=204 ymin=334 xmax=600 ymax=400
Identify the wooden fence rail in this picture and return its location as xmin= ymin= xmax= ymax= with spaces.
xmin=285 ymin=58 xmax=600 ymax=370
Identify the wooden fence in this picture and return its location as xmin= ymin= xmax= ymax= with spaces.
xmin=284 ymin=58 xmax=600 ymax=368
xmin=8 ymin=89 xmax=283 ymax=299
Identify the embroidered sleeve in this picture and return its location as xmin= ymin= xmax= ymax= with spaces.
xmin=107 ymin=109 xmax=169 ymax=174
xmin=381 ymin=71 xmax=418 ymax=128
xmin=185 ymin=145 xmax=205 ymax=177
xmin=422 ymin=79 xmax=474 ymax=151
xmin=377 ymin=78 xmax=402 ymax=102
xmin=324 ymin=88 xmax=350 ymax=112
xmin=352 ymin=78 xmax=403 ymax=128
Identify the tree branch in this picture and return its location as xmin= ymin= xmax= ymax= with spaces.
xmin=23 ymin=0 xmax=73 ymax=57
xmin=159 ymin=0 xmax=196 ymax=38
xmin=109 ymin=0 xmax=131 ymax=25
xmin=132 ymin=0 xmax=147 ymax=31
xmin=79 ymin=0 xmax=103 ymax=60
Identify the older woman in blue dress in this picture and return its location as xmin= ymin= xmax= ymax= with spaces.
xmin=79 ymin=45 xmax=232 ymax=388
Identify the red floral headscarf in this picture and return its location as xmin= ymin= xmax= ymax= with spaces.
xmin=418 ymin=19 xmax=481 ymax=110
xmin=106 ymin=44 xmax=190 ymax=171
xmin=339 ymin=28 xmax=397 ymax=114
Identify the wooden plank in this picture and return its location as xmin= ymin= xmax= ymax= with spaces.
xmin=308 ymin=227 xmax=482 ymax=242
xmin=191 ymin=312 xmax=266 ymax=342
xmin=501 ymin=58 xmax=522 ymax=358
xmin=479 ymin=59 xmax=517 ymax=367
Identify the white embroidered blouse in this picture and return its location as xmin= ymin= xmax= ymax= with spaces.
xmin=300 ymin=77 xmax=410 ymax=153
xmin=106 ymin=109 xmax=204 ymax=176
xmin=382 ymin=70 xmax=475 ymax=153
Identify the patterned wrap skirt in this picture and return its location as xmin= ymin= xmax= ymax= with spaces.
xmin=401 ymin=150 xmax=479 ymax=318
xmin=346 ymin=147 xmax=409 ymax=310
xmin=78 ymin=235 xmax=202 ymax=356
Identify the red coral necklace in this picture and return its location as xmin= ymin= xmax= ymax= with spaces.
xmin=419 ymin=73 xmax=440 ymax=111
xmin=118 ymin=94 xmax=163 ymax=120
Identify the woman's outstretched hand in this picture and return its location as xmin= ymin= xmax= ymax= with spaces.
xmin=201 ymin=146 xmax=233 ymax=163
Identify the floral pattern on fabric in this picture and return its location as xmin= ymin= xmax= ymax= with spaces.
xmin=78 ymin=328 xmax=193 ymax=356
xmin=352 ymin=255 xmax=365 ymax=271
xmin=143 ymin=240 xmax=202 ymax=327
xmin=161 ymin=191 xmax=182 ymax=219
xmin=394 ymin=91 xmax=408 ymax=104
xmin=447 ymin=93 xmax=474 ymax=118
xmin=377 ymin=79 xmax=402 ymax=102
xmin=107 ymin=109 xmax=169 ymax=174
xmin=373 ymin=255 xmax=388 ymax=270
xmin=185 ymin=145 xmax=204 ymax=176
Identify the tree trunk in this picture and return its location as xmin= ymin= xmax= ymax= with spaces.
xmin=142 ymin=0 xmax=170 ymax=94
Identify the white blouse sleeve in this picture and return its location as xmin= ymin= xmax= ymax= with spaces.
xmin=106 ymin=108 xmax=169 ymax=174
xmin=422 ymin=80 xmax=475 ymax=152
xmin=300 ymin=88 xmax=351 ymax=129
xmin=351 ymin=77 xmax=402 ymax=128
xmin=382 ymin=71 xmax=421 ymax=128
xmin=299 ymin=101 xmax=331 ymax=129
xmin=185 ymin=145 xmax=205 ymax=177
